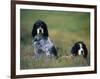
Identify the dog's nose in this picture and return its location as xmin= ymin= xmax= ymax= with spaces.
xmin=81 ymin=50 xmax=83 ymax=53
xmin=39 ymin=29 xmax=42 ymax=33
xmin=39 ymin=29 xmax=42 ymax=34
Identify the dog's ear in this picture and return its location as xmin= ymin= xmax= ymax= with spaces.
xmin=32 ymin=24 xmax=37 ymax=38
xmin=71 ymin=43 xmax=79 ymax=55
xmin=82 ymin=43 xmax=88 ymax=58
xmin=42 ymin=22 xmax=49 ymax=37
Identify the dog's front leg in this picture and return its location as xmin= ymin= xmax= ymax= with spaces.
xmin=33 ymin=48 xmax=40 ymax=60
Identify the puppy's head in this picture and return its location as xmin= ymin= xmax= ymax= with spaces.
xmin=32 ymin=20 xmax=49 ymax=38
xmin=71 ymin=41 xmax=88 ymax=58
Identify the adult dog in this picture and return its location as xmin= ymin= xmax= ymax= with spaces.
xmin=32 ymin=20 xmax=58 ymax=59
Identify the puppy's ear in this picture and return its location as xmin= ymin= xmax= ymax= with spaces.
xmin=32 ymin=24 xmax=37 ymax=38
xmin=71 ymin=43 xmax=78 ymax=56
xmin=83 ymin=43 xmax=88 ymax=58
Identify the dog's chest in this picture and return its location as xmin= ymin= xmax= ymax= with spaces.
xmin=34 ymin=37 xmax=53 ymax=51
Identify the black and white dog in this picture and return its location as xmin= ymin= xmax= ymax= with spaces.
xmin=71 ymin=41 xmax=88 ymax=58
xmin=32 ymin=20 xmax=58 ymax=59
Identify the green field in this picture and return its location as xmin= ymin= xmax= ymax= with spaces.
xmin=20 ymin=9 xmax=90 ymax=69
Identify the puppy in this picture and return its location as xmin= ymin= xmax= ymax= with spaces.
xmin=71 ymin=41 xmax=88 ymax=58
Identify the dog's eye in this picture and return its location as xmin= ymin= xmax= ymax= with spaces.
xmin=40 ymin=24 xmax=43 ymax=27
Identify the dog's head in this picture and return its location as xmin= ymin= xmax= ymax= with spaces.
xmin=32 ymin=20 xmax=49 ymax=38
xmin=71 ymin=41 xmax=88 ymax=58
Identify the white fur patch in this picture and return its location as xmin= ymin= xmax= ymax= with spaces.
xmin=78 ymin=43 xmax=84 ymax=55
xmin=37 ymin=27 xmax=43 ymax=34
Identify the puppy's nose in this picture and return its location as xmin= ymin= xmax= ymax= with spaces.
xmin=39 ymin=29 xmax=42 ymax=34
xmin=81 ymin=50 xmax=83 ymax=53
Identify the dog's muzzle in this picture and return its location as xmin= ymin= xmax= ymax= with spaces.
xmin=37 ymin=27 xmax=43 ymax=34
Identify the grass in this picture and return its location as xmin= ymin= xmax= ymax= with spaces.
xmin=20 ymin=9 xmax=90 ymax=69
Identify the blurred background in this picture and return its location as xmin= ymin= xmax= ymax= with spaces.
xmin=20 ymin=9 xmax=90 ymax=69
